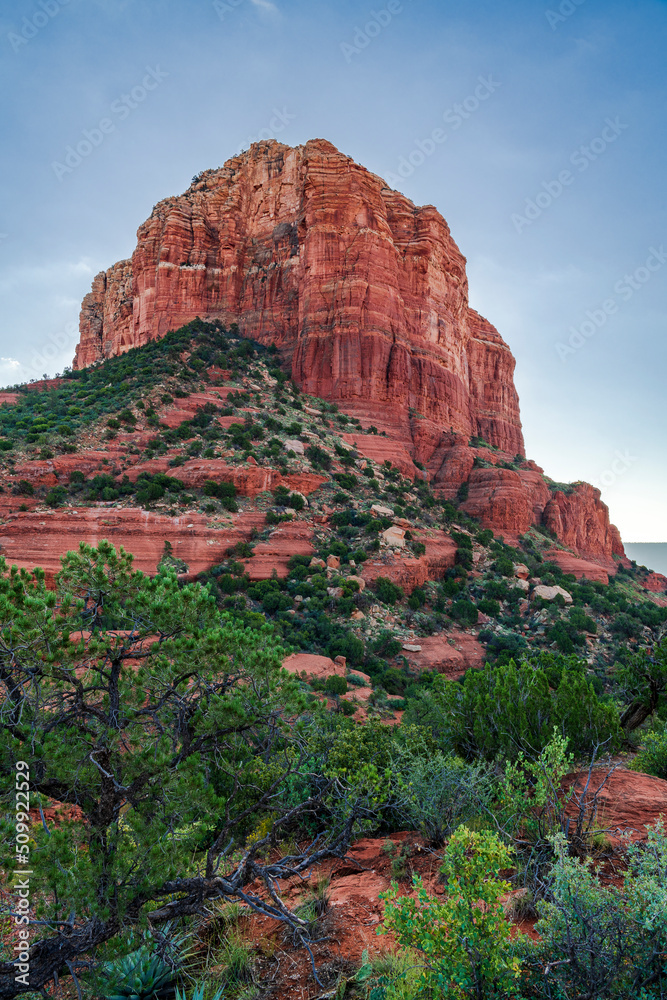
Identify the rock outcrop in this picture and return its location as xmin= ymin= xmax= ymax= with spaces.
xmin=72 ymin=138 xmax=624 ymax=564
xmin=0 ymin=508 xmax=265 ymax=584
xmin=74 ymin=139 xmax=523 ymax=462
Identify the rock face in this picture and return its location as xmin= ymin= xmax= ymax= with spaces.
xmin=74 ymin=139 xmax=523 ymax=462
xmin=0 ymin=508 xmax=265 ymax=584
xmin=72 ymin=138 xmax=624 ymax=564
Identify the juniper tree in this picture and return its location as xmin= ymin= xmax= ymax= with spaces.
xmin=0 ymin=542 xmax=375 ymax=998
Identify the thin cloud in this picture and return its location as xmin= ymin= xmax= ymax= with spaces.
xmin=250 ymin=0 xmax=279 ymax=15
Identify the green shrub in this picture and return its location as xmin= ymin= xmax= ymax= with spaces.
xmin=611 ymin=612 xmax=642 ymax=639
xmin=95 ymin=938 xmax=182 ymax=1000
xmin=372 ymin=630 xmax=402 ymax=659
xmin=375 ymin=577 xmax=404 ymax=605
xmin=525 ymin=824 xmax=667 ymax=999
xmin=630 ymin=727 xmax=667 ymax=779
xmin=175 ymin=982 xmax=226 ymax=1000
xmin=407 ymin=587 xmax=426 ymax=610
xmin=333 ymin=472 xmax=357 ymax=490
xmin=569 ymin=606 xmax=597 ymax=633
xmin=202 ymin=479 xmax=236 ymax=500
xmin=390 ymin=748 xmax=492 ymax=845
xmin=547 ymin=619 xmax=585 ymax=654
xmin=305 ymin=443 xmax=331 ymax=469
xmin=45 ymin=486 xmax=67 ymax=508
xmin=381 ymin=827 xmax=521 ymax=998
xmin=451 ymin=599 xmax=478 ymax=626
xmin=478 ymin=597 xmax=501 ymax=617
xmin=324 ymin=675 xmax=347 ymax=696
xmin=404 ymin=660 xmax=621 ymax=761
xmin=493 ymin=555 xmax=515 ymax=577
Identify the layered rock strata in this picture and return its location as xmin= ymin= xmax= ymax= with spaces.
xmin=72 ymin=139 xmax=623 ymax=563
xmin=74 ymin=139 xmax=523 ymax=460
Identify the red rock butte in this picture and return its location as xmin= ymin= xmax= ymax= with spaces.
xmin=73 ymin=138 xmax=624 ymax=567
xmin=75 ymin=138 xmax=521 ymax=450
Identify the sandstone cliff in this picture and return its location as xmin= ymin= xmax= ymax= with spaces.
xmin=73 ymin=139 xmax=623 ymax=563
xmin=74 ymin=139 xmax=523 ymax=460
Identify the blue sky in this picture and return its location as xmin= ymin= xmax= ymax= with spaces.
xmin=0 ymin=0 xmax=665 ymax=541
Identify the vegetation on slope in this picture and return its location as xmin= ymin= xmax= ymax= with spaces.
xmin=1 ymin=321 xmax=667 ymax=999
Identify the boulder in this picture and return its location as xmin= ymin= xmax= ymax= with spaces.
xmin=533 ymin=584 xmax=573 ymax=604
xmin=382 ymin=526 xmax=405 ymax=548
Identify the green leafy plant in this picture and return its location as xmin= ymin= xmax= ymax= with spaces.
xmin=0 ymin=542 xmax=377 ymax=997
xmin=404 ymin=660 xmax=621 ymax=760
xmin=375 ymin=577 xmax=404 ymax=606
xmin=96 ymin=933 xmax=188 ymax=1000
xmin=389 ymin=746 xmax=492 ymax=845
xmin=523 ymin=824 xmax=667 ymax=999
xmin=175 ymin=985 xmax=226 ymax=1000
xmin=629 ymin=725 xmax=667 ymax=779
xmin=381 ymin=826 xmax=523 ymax=999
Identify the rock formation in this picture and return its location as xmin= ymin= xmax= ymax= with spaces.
xmin=72 ymin=139 xmax=623 ymax=564
xmin=74 ymin=138 xmax=522 ymax=460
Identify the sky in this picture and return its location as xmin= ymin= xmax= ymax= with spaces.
xmin=0 ymin=0 xmax=665 ymax=542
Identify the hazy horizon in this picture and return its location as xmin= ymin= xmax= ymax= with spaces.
xmin=1 ymin=0 xmax=665 ymax=540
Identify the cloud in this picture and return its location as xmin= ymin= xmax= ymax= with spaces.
xmin=249 ymin=0 xmax=279 ymax=15
xmin=0 ymin=258 xmax=97 ymax=296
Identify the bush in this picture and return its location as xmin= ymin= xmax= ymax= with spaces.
xmin=324 ymin=675 xmax=347 ymax=696
xmin=403 ymin=660 xmax=621 ymax=761
xmin=611 ymin=612 xmax=642 ymax=639
xmin=630 ymin=727 xmax=667 ymax=779
xmin=478 ymin=597 xmax=501 ymax=617
xmin=381 ymin=827 xmax=521 ymax=999
xmin=451 ymin=599 xmax=478 ymax=626
xmin=333 ymin=472 xmax=357 ymax=490
xmin=372 ymin=630 xmax=402 ymax=659
xmin=455 ymin=546 xmax=473 ymax=571
xmin=525 ymin=824 xmax=667 ymax=999
xmin=390 ymin=747 xmax=492 ymax=845
xmin=407 ymin=587 xmax=426 ymax=610
xmin=305 ymin=444 xmax=331 ymax=469
xmin=45 ymin=486 xmax=67 ymax=508
xmin=375 ymin=576 xmax=404 ymax=605
xmin=493 ymin=555 xmax=515 ymax=577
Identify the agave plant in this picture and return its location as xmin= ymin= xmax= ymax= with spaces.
xmin=97 ymin=943 xmax=177 ymax=1000
xmin=175 ymin=984 xmax=226 ymax=1000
